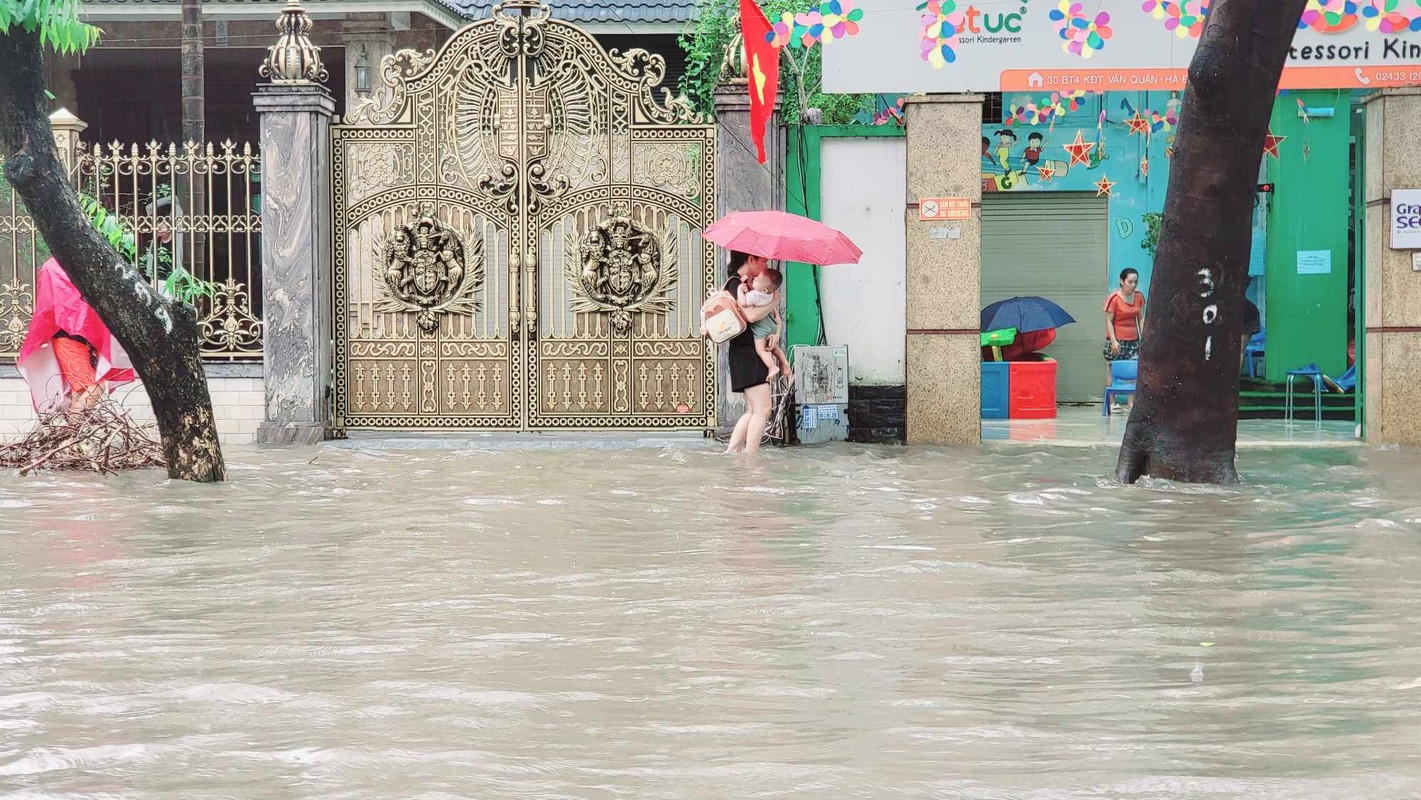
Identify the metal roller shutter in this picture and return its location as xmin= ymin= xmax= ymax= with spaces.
xmin=982 ymin=194 xmax=1111 ymax=404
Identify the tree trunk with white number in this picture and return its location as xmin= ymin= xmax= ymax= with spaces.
xmin=0 ymin=28 xmax=226 ymax=482
xmin=1115 ymin=0 xmax=1307 ymax=485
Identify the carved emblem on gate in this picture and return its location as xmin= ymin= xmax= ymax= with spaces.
xmin=567 ymin=203 xmax=678 ymax=333
xmin=376 ymin=206 xmax=486 ymax=333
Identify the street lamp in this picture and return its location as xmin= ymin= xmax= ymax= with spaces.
xmin=353 ymin=46 xmax=371 ymax=96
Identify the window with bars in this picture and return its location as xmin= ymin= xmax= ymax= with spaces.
xmin=982 ymin=93 xmax=1004 ymax=124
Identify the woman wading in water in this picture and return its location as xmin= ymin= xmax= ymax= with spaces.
xmin=721 ymin=250 xmax=781 ymax=454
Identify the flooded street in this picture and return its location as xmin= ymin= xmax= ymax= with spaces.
xmin=4 ymin=444 xmax=1421 ymax=798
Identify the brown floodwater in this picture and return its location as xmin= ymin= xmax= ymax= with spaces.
xmin=3 ymin=443 xmax=1421 ymax=798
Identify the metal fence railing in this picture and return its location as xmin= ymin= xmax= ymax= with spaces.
xmin=1 ymin=139 xmax=263 ymax=361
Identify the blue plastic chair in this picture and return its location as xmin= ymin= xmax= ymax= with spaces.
xmin=1285 ymin=363 xmax=1323 ymax=426
xmin=1103 ymin=359 xmax=1138 ymax=416
xmin=1242 ymin=330 xmax=1266 ymax=378
xmin=1335 ymin=364 xmax=1357 ymax=393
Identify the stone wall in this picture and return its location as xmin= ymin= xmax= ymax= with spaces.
xmin=846 ymin=385 xmax=906 ymax=444
xmin=0 ymin=366 xmax=267 ymax=446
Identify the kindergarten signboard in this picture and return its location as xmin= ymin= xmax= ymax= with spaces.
xmin=823 ymin=1 xmax=1421 ymax=94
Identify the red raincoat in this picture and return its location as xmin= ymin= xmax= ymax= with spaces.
xmin=17 ymin=259 xmax=135 ymax=410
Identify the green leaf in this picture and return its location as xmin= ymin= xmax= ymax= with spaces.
xmin=2 ymin=0 xmax=102 ymax=54
xmin=677 ymin=0 xmax=873 ymax=125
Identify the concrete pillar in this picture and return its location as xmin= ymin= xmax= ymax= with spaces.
xmin=713 ymin=80 xmax=783 ymax=431
xmin=903 ymin=94 xmax=983 ymax=445
xmin=254 ymin=85 xmax=335 ymax=445
xmin=1362 ymin=88 xmax=1421 ymax=445
xmin=252 ymin=0 xmax=335 ymax=445
xmin=47 ymin=108 xmax=87 ymax=174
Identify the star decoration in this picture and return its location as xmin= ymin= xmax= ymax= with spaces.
xmin=1095 ymin=176 xmax=1116 ymax=197
xmin=1263 ymin=130 xmax=1287 ymax=159
xmin=1036 ymin=164 xmax=1056 ymax=183
xmin=1063 ymin=131 xmax=1096 ymax=166
xmin=1125 ymin=111 xmax=1151 ymax=136
xmin=1140 ymin=156 xmax=1150 ymax=178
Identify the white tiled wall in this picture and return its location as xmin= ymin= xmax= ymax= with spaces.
xmin=0 ymin=376 xmax=267 ymax=445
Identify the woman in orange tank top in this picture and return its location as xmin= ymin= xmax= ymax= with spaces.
xmin=1104 ymin=268 xmax=1146 ymax=405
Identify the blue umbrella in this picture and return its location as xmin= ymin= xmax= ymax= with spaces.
xmin=980 ymin=296 xmax=1076 ymax=333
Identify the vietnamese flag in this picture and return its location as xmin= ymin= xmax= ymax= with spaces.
xmin=739 ymin=0 xmax=779 ymax=163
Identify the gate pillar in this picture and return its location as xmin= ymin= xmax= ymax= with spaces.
xmin=1362 ymin=88 xmax=1421 ymax=444
xmin=254 ymin=0 xmax=336 ymax=445
xmin=903 ymin=94 xmax=983 ymax=446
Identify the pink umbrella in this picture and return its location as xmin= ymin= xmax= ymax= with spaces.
xmin=702 ymin=210 xmax=862 ymax=266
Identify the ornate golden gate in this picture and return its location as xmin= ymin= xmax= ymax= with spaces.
xmin=332 ymin=1 xmax=716 ymax=430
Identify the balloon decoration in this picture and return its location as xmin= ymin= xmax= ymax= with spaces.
xmin=767 ymin=0 xmax=866 ymax=49
xmin=1140 ymin=0 xmax=1211 ymax=38
xmin=1120 ymin=97 xmax=1180 ymax=135
xmin=1298 ymin=0 xmax=1361 ymax=32
xmin=1361 ymin=0 xmax=1421 ymax=33
xmin=1004 ymin=90 xmax=1093 ymax=127
xmin=918 ymin=0 xmax=965 ymax=68
xmin=1050 ymin=2 xmax=1114 ymax=58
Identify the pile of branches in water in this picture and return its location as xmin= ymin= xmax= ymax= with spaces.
xmin=0 ymin=399 xmax=165 ymax=475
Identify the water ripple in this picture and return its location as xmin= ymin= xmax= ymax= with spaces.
xmin=0 ymin=444 xmax=1418 ymax=796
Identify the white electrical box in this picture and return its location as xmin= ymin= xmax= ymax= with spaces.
xmin=791 ymin=345 xmax=849 ymax=405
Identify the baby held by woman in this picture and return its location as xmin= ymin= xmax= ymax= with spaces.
xmin=739 ymin=267 xmax=793 ymax=383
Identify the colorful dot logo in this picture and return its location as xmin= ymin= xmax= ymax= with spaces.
xmin=1141 ymin=0 xmax=1210 ymax=39
xmin=919 ymin=0 xmax=965 ymax=68
xmin=1050 ymin=2 xmax=1114 ymax=58
xmin=1005 ymin=91 xmax=1091 ymax=126
xmin=767 ymin=0 xmax=866 ymax=49
xmin=1298 ymin=0 xmax=1361 ymax=32
xmin=1361 ymin=0 xmax=1421 ymax=33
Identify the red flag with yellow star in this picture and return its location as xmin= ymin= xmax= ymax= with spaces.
xmin=739 ymin=0 xmax=779 ymax=163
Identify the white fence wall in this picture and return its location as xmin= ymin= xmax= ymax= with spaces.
xmin=0 ymin=373 xmax=266 ymax=446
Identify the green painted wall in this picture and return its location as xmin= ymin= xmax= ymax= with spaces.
xmin=1264 ymin=90 xmax=1352 ymax=381
xmin=1352 ymin=97 xmax=1367 ymax=432
xmin=784 ymin=126 xmax=823 ymax=350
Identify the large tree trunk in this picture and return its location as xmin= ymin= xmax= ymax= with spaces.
xmin=1115 ymin=0 xmax=1306 ymax=485
xmin=0 ymin=29 xmax=226 ymax=482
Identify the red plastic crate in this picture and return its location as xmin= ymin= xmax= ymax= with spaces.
xmin=1008 ymin=357 xmax=1057 ymax=419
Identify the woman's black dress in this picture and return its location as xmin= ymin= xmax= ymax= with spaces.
xmin=725 ymin=275 xmax=770 ymax=393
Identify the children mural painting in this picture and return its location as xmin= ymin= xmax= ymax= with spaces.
xmin=981 ymin=129 xmax=1082 ymax=192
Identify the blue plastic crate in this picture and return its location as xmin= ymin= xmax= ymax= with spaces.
xmin=981 ymin=362 xmax=1010 ymax=419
